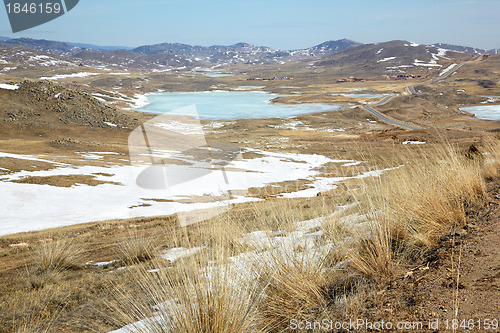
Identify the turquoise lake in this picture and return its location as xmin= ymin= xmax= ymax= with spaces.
xmin=460 ymin=105 xmax=500 ymax=121
xmin=137 ymin=91 xmax=344 ymax=120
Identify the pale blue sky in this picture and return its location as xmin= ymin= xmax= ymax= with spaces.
xmin=1 ymin=0 xmax=499 ymax=50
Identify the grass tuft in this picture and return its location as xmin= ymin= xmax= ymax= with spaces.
xmin=112 ymin=243 xmax=264 ymax=333
xmin=34 ymin=239 xmax=84 ymax=273
xmin=258 ymin=256 xmax=330 ymax=331
xmin=118 ymin=233 xmax=159 ymax=264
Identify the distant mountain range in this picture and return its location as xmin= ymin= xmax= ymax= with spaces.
xmin=0 ymin=37 xmax=133 ymax=54
xmin=67 ymin=42 xmax=133 ymax=52
xmin=0 ymin=37 xmax=362 ymax=68
xmin=0 ymin=36 xmax=498 ymax=71
xmin=432 ymin=43 xmax=500 ymax=55
xmin=1 ymin=36 xmax=497 ymax=56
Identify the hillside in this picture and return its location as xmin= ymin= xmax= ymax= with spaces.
xmin=312 ymin=40 xmax=473 ymax=75
xmin=237 ymin=39 xmax=479 ymax=83
xmin=0 ymin=38 xmax=85 ymax=55
xmin=72 ymin=49 xmax=201 ymax=70
xmin=0 ymin=80 xmax=137 ymax=138
xmin=433 ymin=42 xmax=500 ymax=55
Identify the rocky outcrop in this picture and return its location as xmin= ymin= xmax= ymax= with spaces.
xmin=1 ymin=80 xmax=138 ymax=130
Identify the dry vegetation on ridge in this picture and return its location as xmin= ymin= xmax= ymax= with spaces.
xmin=0 ymin=139 xmax=498 ymax=332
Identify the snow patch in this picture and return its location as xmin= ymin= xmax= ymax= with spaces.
xmin=0 ymin=83 xmax=19 ymax=90
xmin=377 ymin=57 xmax=396 ymax=63
xmin=0 ymin=149 xmax=339 ymax=235
xmin=436 ymin=48 xmax=448 ymax=57
xmin=40 ymin=72 xmax=99 ymax=80
xmin=86 ymin=260 xmax=119 ymax=267
xmin=439 ymin=63 xmax=457 ymax=76
xmin=156 ymin=121 xmax=205 ymax=135
xmin=402 ymin=141 xmax=426 ymax=145
xmin=131 ymin=93 xmax=150 ymax=109
xmin=161 ymin=247 xmax=204 ymax=263
xmin=413 ymin=60 xmax=442 ymax=67
xmin=0 ymin=152 xmax=66 ymax=166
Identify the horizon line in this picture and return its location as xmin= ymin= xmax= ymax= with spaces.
xmin=0 ymin=35 xmax=498 ymax=52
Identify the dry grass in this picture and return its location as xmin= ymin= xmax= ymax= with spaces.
xmin=364 ymin=144 xmax=486 ymax=251
xmin=15 ymin=325 xmax=50 ymax=333
xmin=2 ymin=139 xmax=499 ymax=332
xmin=112 ymin=239 xmax=265 ymax=333
xmin=320 ymin=141 xmax=494 ymax=282
xmin=5 ymin=282 xmax=70 ymax=332
xmin=345 ymin=218 xmax=395 ymax=281
xmin=483 ymin=162 xmax=499 ymax=180
xmin=482 ymin=139 xmax=500 ymax=180
xmin=110 ymin=198 xmax=346 ymax=332
xmin=257 ymin=255 xmax=331 ymax=331
xmin=79 ymin=140 xmax=500 ymax=331
xmin=117 ymin=232 xmax=160 ymax=264
xmin=34 ymin=238 xmax=85 ymax=273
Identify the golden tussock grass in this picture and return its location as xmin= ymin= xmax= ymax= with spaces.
xmin=109 ymin=198 xmax=345 ymax=332
xmin=345 ymin=218 xmax=395 ymax=282
xmin=2 ymin=139 xmax=499 ymax=332
xmin=112 ymin=238 xmax=265 ymax=333
xmin=481 ymin=139 xmax=500 ymax=180
xmin=257 ymin=255 xmax=331 ymax=331
xmin=7 ymin=282 xmax=70 ymax=332
xmin=34 ymin=238 xmax=85 ymax=273
xmin=117 ymin=232 xmax=160 ymax=264
xmin=361 ymin=143 xmax=486 ymax=252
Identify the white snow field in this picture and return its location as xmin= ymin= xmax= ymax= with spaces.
xmin=0 ymin=147 xmax=404 ymax=236
xmin=0 ymin=147 xmax=372 ymax=235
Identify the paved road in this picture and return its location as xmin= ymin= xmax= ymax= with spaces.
xmin=362 ymin=104 xmax=418 ymax=130
xmin=360 ymin=60 xmax=470 ymax=130
xmin=408 ymin=62 xmax=465 ymax=95
xmin=372 ymin=95 xmax=394 ymax=106
xmin=360 ymin=94 xmax=418 ymax=130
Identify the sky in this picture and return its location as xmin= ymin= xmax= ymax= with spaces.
xmin=1 ymin=0 xmax=499 ymax=50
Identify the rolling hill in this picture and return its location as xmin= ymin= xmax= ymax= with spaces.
xmin=311 ymin=40 xmax=473 ymax=76
xmin=0 ymin=80 xmax=137 ymax=137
